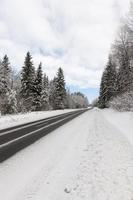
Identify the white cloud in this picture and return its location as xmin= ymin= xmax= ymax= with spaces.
xmin=0 ymin=0 xmax=130 ymax=88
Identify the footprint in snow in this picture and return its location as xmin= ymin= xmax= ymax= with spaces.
xmin=64 ymin=187 xmax=71 ymax=194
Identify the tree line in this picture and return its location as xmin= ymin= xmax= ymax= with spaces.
xmin=99 ymin=2 xmax=133 ymax=111
xmin=0 ymin=52 xmax=88 ymax=115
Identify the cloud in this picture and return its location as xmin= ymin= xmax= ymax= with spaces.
xmin=0 ymin=0 xmax=130 ymax=88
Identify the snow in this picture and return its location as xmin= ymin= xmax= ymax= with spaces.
xmin=0 ymin=109 xmax=78 ymax=130
xmin=1 ymin=108 xmax=133 ymax=200
xmin=102 ymin=109 xmax=133 ymax=146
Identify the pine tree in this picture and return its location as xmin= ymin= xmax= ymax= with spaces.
xmin=117 ymin=49 xmax=132 ymax=94
xmin=54 ymin=68 xmax=66 ymax=109
xmin=42 ymin=73 xmax=49 ymax=110
xmin=113 ymin=24 xmax=132 ymax=94
xmin=0 ymin=60 xmax=4 ymax=96
xmin=21 ymin=52 xmax=35 ymax=112
xmin=12 ymin=71 xmax=22 ymax=112
xmin=0 ymin=55 xmax=12 ymax=114
xmin=99 ymin=70 xmax=108 ymax=108
xmin=99 ymin=56 xmax=117 ymax=108
xmin=49 ymin=77 xmax=57 ymax=109
xmin=33 ymin=62 xmax=43 ymax=111
xmin=0 ymin=55 xmax=11 ymax=93
xmin=6 ymin=89 xmax=18 ymax=114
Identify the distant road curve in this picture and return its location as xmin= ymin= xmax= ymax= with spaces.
xmin=0 ymin=108 xmax=90 ymax=162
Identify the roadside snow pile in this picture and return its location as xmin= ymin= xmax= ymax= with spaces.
xmin=102 ymin=108 xmax=133 ymax=145
xmin=109 ymin=91 xmax=133 ymax=111
xmin=0 ymin=109 xmax=78 ymax=130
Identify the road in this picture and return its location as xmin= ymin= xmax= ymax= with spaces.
xmin=0 ymin=109 xmax=88 ymax=162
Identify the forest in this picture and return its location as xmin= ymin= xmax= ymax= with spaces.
xmin=99 ymin=2 xmax=133 ymax=111
xmin=0 ymin=52 xmax=88 ymax=115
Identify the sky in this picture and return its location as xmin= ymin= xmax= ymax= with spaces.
xmin=0 ymin=0 xmax=130 ymax=102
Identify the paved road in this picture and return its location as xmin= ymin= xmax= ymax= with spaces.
xmin=0 ymin=109 xmax=88 ymax=162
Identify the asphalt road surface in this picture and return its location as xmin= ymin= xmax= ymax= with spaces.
xmin=0 ymin=109 xmax=89 ymax=162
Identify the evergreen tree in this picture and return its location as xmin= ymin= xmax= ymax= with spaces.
xmin=113 ymin=24 xmax=133 ymax=94
xmin=33 ymin=62 xmax=43 ymax=111
xmin=21 ymin=52 xmax=35 ymax=111
xmin=0 ymin=55 xmax=12 ymax=114
xmin=0 ymin=55 xmax=11 ymax=93
xmin=0 ymin=60 xmax=4 ymax=96
xmin=42 ymin=73 xmax=49 ymax=110
xmin=54 ymin=68 xmax=66 ymax=109
xmin=6 ymin=89 xmax=18 ymax=114
xmin=117 ymin=47 xmax=132 ymax=94
xmin=99 ymin=56 xmax=117 ymax=108
xmin=49 ymin=77 xmax=57 ymax=109
xmin=12 ymin=71 xmax=22 ymax=112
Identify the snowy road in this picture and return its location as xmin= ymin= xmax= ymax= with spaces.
xmin=1 ymin=109 xmax=133 ymax=200
xmin=0 ymin=109 xmax=87 ymax=162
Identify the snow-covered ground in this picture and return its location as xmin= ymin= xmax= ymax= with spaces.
xmin=102 ymin=109 xmax=133 ymax=146
xmin=1 ymin=108 xmax=133 ymax=200
xmin=0 ymin=109 xmax=79 ymax=130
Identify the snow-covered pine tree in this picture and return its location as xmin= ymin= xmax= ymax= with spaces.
xmin=0 ymin=55 xmax=13 ymax=114
xmin=0 ymin=60 xmax=4 ymax=96
xmin=21 ymin=52 xmax=35 ymax=112
xmin=6 ymin=89 xmax=18 ymax=114
xmin=112 ymin=24 xmax=133 ymax=94
xmin=54 ymin=68 xmax=66 ymax=109
xmin=12 ymin=71 xmax=22 ymax=112
xmin=117 ymin=54 xmax=132 ymax=94
xmin=0 ymin=60 xmax=5 ymax=115
xmin=99 ymin=56 xmax=117 ymax=108
xmin=42 ymin=73 xmax=50 ymax=110
xmin=116 ymin=38 xmax=133 ymax=94
xmin=2 ymin=55 xmax=12 ymax=88
xmin=33 ymin=62 xmax=43 ymax=111
xmin=65 ymin=89 xmax=75 ymax=109
xmin=49 ymin=77 xmax=57 ymax=109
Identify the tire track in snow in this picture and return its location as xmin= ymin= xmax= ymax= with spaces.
xmin=70 ymin=110 xmax=133 ymax=200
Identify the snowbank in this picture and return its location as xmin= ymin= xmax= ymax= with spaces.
xmin=0 ymin=109 xmax=78 ymax=130
xmin=109 ymin=91 xmax=133 ymax=112
xmin=102 ymin=108 xmax=133 ymax=145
